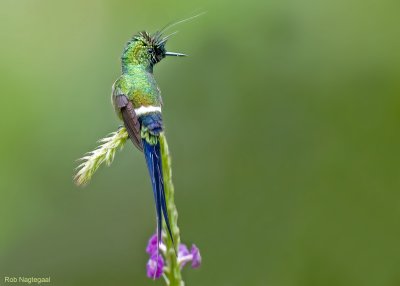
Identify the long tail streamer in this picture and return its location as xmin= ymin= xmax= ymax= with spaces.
xmin=142 ymin=139 xmax=174 ymax=251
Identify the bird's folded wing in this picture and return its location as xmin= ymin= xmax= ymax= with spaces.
xmin=114 ymin=95 xmax=143 ymax=152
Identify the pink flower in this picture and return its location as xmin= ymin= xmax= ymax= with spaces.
xmin=177 ymin=243 xmax=202 ymax=269
xmin=190 ymin=244 xmax=201 ymax=268
xmin=146 ymin=254 xmax=164 ymax=279
xmin=146 ymin=234 xmax=159 ymax=255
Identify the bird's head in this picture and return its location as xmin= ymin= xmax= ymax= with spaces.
xmin=121 ymin=31 xmax=185 ymax=71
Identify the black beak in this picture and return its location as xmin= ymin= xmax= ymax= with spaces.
xmin=165 ymin=51 xmax=187 ymax=57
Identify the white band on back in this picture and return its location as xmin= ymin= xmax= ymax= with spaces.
xmin=134 ymin=105 xmax=162 ymax=116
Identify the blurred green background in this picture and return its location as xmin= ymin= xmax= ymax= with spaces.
xmin=0 ymin=0 xmax=399 ymax=285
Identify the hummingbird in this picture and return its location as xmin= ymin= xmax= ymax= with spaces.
xmin=111 ymin=30 xmax=186 ymax=252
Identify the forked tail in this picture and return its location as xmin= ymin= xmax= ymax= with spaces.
xmin=142 ymin=138 xmax=174 ymax=252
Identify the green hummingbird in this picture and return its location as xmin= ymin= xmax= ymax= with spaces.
xmin=111 ymin=30 xmax=186 ymax=252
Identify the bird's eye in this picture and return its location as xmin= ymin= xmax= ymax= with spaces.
xmin=147 ymin=48 xmax=153 ymax=54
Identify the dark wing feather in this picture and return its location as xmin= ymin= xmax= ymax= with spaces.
xmin=115 ymin=95 xmax=143 ymax=152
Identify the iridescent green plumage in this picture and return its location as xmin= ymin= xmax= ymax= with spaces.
xmin=75 ymin=15 xmax=204 ymax=282
xmin=112 ymin=32 xmax=165 ymax=116
xmin=111 ymin=30 xmax=185 ymax=256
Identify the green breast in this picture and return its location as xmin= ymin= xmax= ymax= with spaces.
xmin=123 ymin=67 xmax=162 ymax=108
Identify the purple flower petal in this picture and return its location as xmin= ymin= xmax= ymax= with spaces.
xmin=146 ymin=234 xmax=159 ymax=255
xmin=178 ymin=243 xmax=190 ymax=267
xmin=146 ymin=254 xmax=164 ymax=279
xmin=178 ymin=244 xmax=190 ymax=257
xmin=190 ymin=244 xmax=201 ymax=268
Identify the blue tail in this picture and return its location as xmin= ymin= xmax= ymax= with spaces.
xmin=143 ymin=139 xmax=174 ymax=251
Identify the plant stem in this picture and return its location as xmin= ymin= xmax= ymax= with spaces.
xmin=160 ymin=133 xmax=184 ymax=286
